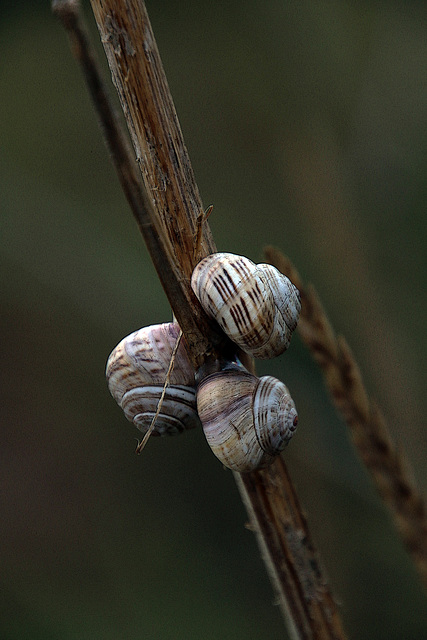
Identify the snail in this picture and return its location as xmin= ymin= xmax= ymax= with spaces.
xmin=191 ymin=252 xmax=301 ymax=359
xmin=196 ymin=362 xmax=298 ymax=472
xmin=106 ymin=322 xmax=201 ymax=436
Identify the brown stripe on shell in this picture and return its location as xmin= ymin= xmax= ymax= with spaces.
xmin=191 ymin=252 xmax=300 ymax=359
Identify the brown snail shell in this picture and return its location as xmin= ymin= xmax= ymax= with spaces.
xmin=196 ymin=366 xmax=298 ymax=472
xmin=106 ymin=322 xmax=201 ymax=436
xmin=191 ymin=252 xmax=301 ymax=359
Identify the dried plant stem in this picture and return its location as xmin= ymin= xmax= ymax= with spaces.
xmin=53 ymin=1 xmax=347 ymax=636
xmin=265 ymin=246 xmax=427 ymax=591
xmin=235 ymin=460 xmax=347 ymax=639
xmin=51 ymin=0 xmax=219 ymax=367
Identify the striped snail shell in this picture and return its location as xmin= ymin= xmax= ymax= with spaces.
xmin=191 ymin=252 xmax=301 ymax=359
xmin=196 ymin=364 xmax=298 ymax=472
xmin=106 ymin=322 xmax=201 ymax=436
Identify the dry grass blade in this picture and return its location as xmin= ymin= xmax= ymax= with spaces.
xmin=135 ymin=330 xmax=183 ymax=454
xmin=264 ymin=245 xmax=427 ymax=591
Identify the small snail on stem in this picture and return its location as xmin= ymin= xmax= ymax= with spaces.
xmin=191 ymin=252 xmax=301 ymax=360
xmin=106 ymin=322 xmax=201 ymax=436
xmin=196 ymin=361 xmax=298 ymax=473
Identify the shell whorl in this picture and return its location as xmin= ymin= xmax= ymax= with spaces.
xmin=191 ymin=252 xmax=301 ymax=359
xmin=106 ymin=322 xmax=201 ymax=436
xmin=196 ymin=368 xmax=298 ymax=472
xmin=258 ymin=263 xmax=300 ymax=336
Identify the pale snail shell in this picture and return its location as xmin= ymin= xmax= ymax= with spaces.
xmin=191 ymin=252 xmax=301 ymax=359
xmin=196 ymin=365 xmax=298 ymax=472
xmin=106 ymin=322 xmax=201 ymax=436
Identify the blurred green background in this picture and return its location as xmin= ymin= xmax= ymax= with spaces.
xmin=1 ymin=1 xmax=426 ymax=638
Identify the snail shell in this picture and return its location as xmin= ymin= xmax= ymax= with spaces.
xmin=191 ymin=252 xmax=301 ymax=359
xmin=196 ymin=366 xmax=298 ymax=472
xmin=106 ymin=322 xmax=201 ymax=436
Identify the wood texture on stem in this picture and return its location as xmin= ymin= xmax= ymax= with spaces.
xmin=61 ymin=1 xmax=350 ymax=636
xmin=90 ymin=0 xmax=215 ymax=266
xmin=236 ymin=459 xmax=347 ymax=640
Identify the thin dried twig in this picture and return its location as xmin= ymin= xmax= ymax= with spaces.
xmin=135 ymin=330 xmax=183 ymax=454
xmin=193 ymin=205 xmax=214 ymax=263
xmin=264 ymin=245 xmax=427 ymax=591
xmin=53 ymin=1 xmax=348 ymax=637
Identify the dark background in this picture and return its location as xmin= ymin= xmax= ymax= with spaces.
xmin=1 ymin=1 xmax=426 ymax=638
